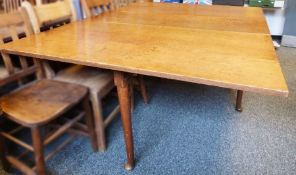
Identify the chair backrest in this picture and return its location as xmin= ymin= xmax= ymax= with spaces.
xmin=22 ymin=0 xmax=76 ymax=34
xmin=80 ymin=0 xmax=117 ymax=18
xmin=118 ymin=0 xmax=137 ymax=8
xmin=35 ymin=0 xmax=59 ymax=5
xmin=2 ymin=0 xmax=25 ymax=13
xmin=0 ymin=8 xmax=45 ymax=87
xmin=21 ymin=1 xmax=77 ymax=78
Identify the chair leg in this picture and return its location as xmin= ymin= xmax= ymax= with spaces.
xmin=31 ymin=127 xmax=46 ymax=175
xmin=82 ymin=95 xmax=98 ymax=152
xmin=90 ymin=92 xmax=106 ymax=152
xmin=138 ymin=75 xmax=148 ymax=104
xmin=0 ymin=133 xmax=10 ymax=172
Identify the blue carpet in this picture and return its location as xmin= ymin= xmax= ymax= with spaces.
xmin=1 ymin=47 xmax=296 ymax=175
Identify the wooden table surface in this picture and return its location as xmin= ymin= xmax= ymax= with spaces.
xmin=106 ymin=3 xmax=270 ymax=34
xmin=0 ymin=2 xmax=289 ymax=170
xmin=0 ymin=3 xmax=288 ymax=96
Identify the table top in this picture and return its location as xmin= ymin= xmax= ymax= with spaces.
xmin=105 ymin=3 xmax=270 ymax=34
xmin=0 ymin=2 xmax=288 ymax=96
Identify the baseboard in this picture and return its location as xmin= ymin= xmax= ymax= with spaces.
xmin=282 ymin=35 xmax=296 ymax=48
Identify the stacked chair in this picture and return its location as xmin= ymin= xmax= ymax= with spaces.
xmin=0 ymin=8 xmax=97 ymax=175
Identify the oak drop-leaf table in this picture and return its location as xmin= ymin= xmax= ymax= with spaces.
xmin=0 ymin=2 xmax=288 ymax=170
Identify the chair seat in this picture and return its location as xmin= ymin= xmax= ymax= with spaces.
xmin=0 ymin=80 xmax=88 ymax=127
xmin=54 ymin=65 xmax=114 ymax=96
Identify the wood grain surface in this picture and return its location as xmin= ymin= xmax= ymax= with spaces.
xmin=107 ymin=2 xmax=270 ymax=34
xmin=0 ymin=80 xmax=88 ymax=126
xmin=0 ymin=3 xmax=288 ymax=97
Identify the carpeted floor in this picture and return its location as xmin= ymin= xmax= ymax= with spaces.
xmin=1 ymin=47 xmax=296 ymax=175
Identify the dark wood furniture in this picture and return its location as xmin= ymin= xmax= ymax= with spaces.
xmin=0 ymin=2 xmax=288 ymax=170
xmin=0 ymin=9 xmax=97 ymax=175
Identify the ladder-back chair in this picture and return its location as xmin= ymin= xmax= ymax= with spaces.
xmin=0 ymin=8 xmax=97 ymax=175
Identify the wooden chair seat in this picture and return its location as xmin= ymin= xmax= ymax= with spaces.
xmin=54 ymin=65 xmax=114 ymax=97
xmin=0 ymin=79 xmax=88 ymax=127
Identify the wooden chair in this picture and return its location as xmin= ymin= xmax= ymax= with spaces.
xmin=23 ymin=0 xmax=148 ymax=152
xmin=2 ymin=0 xmax=24 ymax=13
xmin=0 ymin=6 xmax=33 ymax=78
xmin=22 ymin=0 xmax=117 ymax=152
xmin=80 ymin=0 xmax=135 ymax=13
xmin=0 ymin=1 xmax=34 ymax=42
xmin=0 ymin=9 xmax=97 ymax=175
xmin=80 ymin=0 xmax=117 ymax=17
xmin=115 ymin=0 xmax=134 ymax=8
xmin=35 ymin=0 xmax=58 ymax=5
xmin=22 ymin=0 xmax=77 ymax=34
xmin=2 ymin=0 xmax=37 ymax=13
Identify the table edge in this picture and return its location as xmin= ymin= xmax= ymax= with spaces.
xmin=1 ymin=49 xmax=288 ymax=97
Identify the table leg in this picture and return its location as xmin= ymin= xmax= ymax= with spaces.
xmin=235 ymin=90 xmax=243 ymax=112
xmin=114 ymin=71 xmax=135 ymax=171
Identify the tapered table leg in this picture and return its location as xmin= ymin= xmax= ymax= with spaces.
xmin=235 ymin=90 xmax=243 ymax=112
xmin=114 ymin=71 xmax=135 ymax=171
